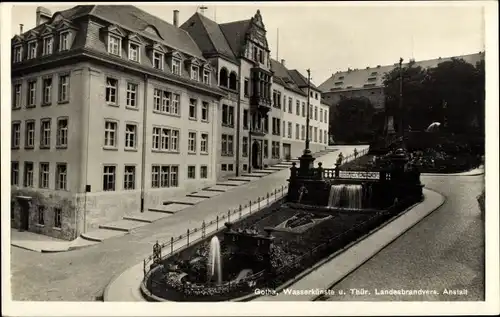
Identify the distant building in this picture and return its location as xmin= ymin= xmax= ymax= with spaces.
xmin=319 ymin=52 xmax=485 ymax=111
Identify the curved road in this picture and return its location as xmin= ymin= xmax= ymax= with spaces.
xmin=318 ymin=174 xmax=485 ymax=301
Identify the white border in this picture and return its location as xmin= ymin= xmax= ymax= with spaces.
xmin=1 ymin=1 xmax=499 ymax=316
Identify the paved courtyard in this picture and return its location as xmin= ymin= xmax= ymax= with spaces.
xmin=9 ymin=147 xmax=485 ymax=302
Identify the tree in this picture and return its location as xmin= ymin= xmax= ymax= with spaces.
xmin=383 ymin=60 xmax=430 ymax=132
xmin=330 ymin=96 xmax=376 ymax=143
xmin=423 ymin=58 xmax=481 ymax=133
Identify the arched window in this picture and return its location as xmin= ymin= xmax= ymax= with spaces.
xmin=219 ymin=68 xmax=228 ymax=88
xmin=229 ymin=72 xmax=238 ymax=90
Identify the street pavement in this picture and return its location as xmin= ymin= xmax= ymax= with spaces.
xmin=10 ymin=146 xmax=363 ymax=301
xmin=318 ymin=173 xmax=485 ymax=301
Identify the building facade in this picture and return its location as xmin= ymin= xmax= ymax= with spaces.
xmin=10 ymin=5 xmax=225 ymax=239
xmin=10 ymin=5 xmax=330 ymax=240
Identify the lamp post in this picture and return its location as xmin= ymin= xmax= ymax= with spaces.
xmin=298 ymin=69 xmax=315 ymax=176
xmin=399 ymin=57 xmax=404 ymax=147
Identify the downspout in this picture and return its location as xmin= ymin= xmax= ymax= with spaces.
xmin=235 ymin=62 xmax=242 ymax=176
xmin=140 ymin=74 xmax=149 ymax=213
xmin=83 ymin=67 xmax=91 ymax=234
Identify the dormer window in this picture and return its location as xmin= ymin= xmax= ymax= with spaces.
xmin=108 ymin=35 xmax=121 ymax=56
xmin=191 ymin=65 xmax=199 ymax=81
xmin=172 ymin=58 xmax=181 ymax=75
xmin=128 ymin=42 xmax=140 ymax=62
xmin=28 ymin=41 xmax=37 ymax=59
xmin=43 ymin=36 xmax=53 ymax=55
xmin=153 ymin=51 xmax=164 ymax=70
xmin=203 ymin=69 xmax=210 ymax=85
xmin=13 ymin=45 xmax=23 ymax=63
xmin=60 ymin=31 xmax=70 ymax=51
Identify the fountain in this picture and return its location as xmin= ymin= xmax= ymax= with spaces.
xmin=207 ymin=236 xmax=222 ymax=285
xmin=327 ymin=184 xmax=364 ymax=209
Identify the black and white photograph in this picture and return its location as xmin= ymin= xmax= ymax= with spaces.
xmin=1 ymin=1 xmax=498 ymax=316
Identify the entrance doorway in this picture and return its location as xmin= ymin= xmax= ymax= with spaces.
xmin=16 ymin=197 xmax=31 ymax=231
xmin=283 ymin=143 xmax=291 ymax=161
xmin=251 ymin=141 xmax=261 ymax=169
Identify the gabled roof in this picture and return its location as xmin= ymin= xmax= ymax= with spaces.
xmin=288 ymin=69 xmax=318 ymax=91
xmin=318 ymin=51 xmax=485 ymax=93
xmin=180 ymin=13 xmax=236 ymax=62
xmin=219 ymin=19 xmax=252 ymax=57
xmin=270 ymin=58 xmax=307 ymax=96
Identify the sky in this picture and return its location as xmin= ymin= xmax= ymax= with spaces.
xmin=9 ymin=2 xmax=485 ymax=86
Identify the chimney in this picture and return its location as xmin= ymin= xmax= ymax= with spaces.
xmin=19 ymin=24 xmax=24 ymax=34
xmin=173 ymin=10 xmax=179 ymax=27
xmin=280 ymin=59 xmax=285 ymax=66
xmin=36 ymin=6 xmax=52 ymax=26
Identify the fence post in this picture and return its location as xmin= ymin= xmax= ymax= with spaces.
xmin=202 ymin=221 xmax=206 ymax=238
xmin=281 ymin=185 xmax=284 ymax=197
xmin=249 ymin=200 xmax=252 ymax=213
xmin=228 ymin=209 xmax=231 ymax=223
xmin=143 ymin=259 xmax=146 ymax=276
xmin=216 ymin=215 xmax=219 ymax=230
xmin=170 ymin=237 xmax=174 ymax=254
xmin=267 ymin=192 xmax=270 ymax=205
xmin=258 ymin=196 xmax=260 ymax=210
xmin=187 ymin=228 xmax=190 ymax=246
xmin=239 ymin=204 xmax=242 ymax=219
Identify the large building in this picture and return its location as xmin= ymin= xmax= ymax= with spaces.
xmin=319 ymin=52 xmax=485 ymax=111
xmin=10 ymin=5 xmax=329 ymax=240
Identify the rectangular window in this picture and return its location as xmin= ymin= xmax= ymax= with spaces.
xmin=11 ymin=122 xmax=21 ymax=149
xmin=295 ymin=99 xmax=300 ymax=115
xmin=54 ymin=208 xmax=62 ymax=228
xmin=310 ymin=105 xmax=313 ymax=119
xmin=28 ymin=41 xmax=37 ymax=59
xmin=325 ymin=131 xmax=328 ymax=144
xmin=187 ymin=166 xmax=196 ymax=179
xmin=200 ymin=133 xmax=208 ymax=153
xmin=221 ymin=164 xmax=227 ymax=171
xmin=171 ymin=93 xmax=180 ymax=115
xmin=243 ymin=109 xmax=249 ymax=129
xmin=228 ymin=164 xmax=234 ymax=172
xmin=153 ymin=88 xmax=161 ymax=111
xmin=302 ymin=102 xmax=306 ymax=117
xmin=38 ymin=206 xmax=45 ymax=225
xmin=57 ymin=118 xmax=68 ymax=148
xmin=56 ymin=163 xmax=67 ymax=190
xmin=40 ymin=118 xmax=51 ymax=148
xmin=221 ymin=134 xmax=234 ymax=156
xmin=151 ymin=165 xmax=160 ymax=188
xmin=189 ymin=98 xmax=197 ymax=119
xmin=244 ymin=79 xmax=249 ymax=96
xmin=201 ymin=102 xmax=209 ymax=121
xmin=301 ymin=125 xmax=305 ymax=140
xmin=160 ymin=128 xmax=170 ymax=150
xmin=27 ymin=80 xmax=37 ymax=107
xmin=60 ymin=32 xmax=70 ymax=51
xmin=104 ymin=121 xmax=117 ymax=148
xmin=158 ymin=165 xmax=169 ymax=187
xmin=152 ymin=127 xmax=161 ymax=150
xmin=191 ymin=66 xmax=199 ymax=81
xmin=288 ymin=122 xmax=292 ymax=138
xmin=170 ymin=166 xmax=179 ymax=187
xmin=188 ymin=132 xmax=197 ymax=153
xmin=200 ymin=165 xmax=208 ymax=179
xmin=58 ymin=74 xmax=69 ymax=102
xmin=106 ymin=78 xmax=118 ymax=104
xmin=25 ymin=120 xmax=35 ymax=149
xmin=203 ymin=70 xmax=210 ymax=84
xmin=153 ymin=52 xmax=164 ymax=70
xmin=154 ymin=165 xmax=178 ymax=187
xmin=171 ymin=129 xmax=179 ymax=151
xmin=242 ymin=136 xmax=248 ymax=157
xmin=126 ymin=83 xmax=138 ymax=108
xmin=39 ymin=162 xmax=50 ymax=188
xmin=314 ymin=106 xmax=318 ymax=120
xmin=272 ymin=141 xmax=281 ymax=159
xmin=24 ymin=162 xmax=34 ymax=187
xmin=124 ymin=165 xmax=135 ymax=190
xmin=103 ymin=165 xmax=116 ymax=191
xmin=13 ymin=46 xmax=23 ymax=63
xmin=108 ymin=35 xmax=121 ymax=56
xmin=43 ymin=36 xmax=53 ymax=55
xmin=11 ymin=162 xmax=19 ymax=186
xmin=319 ymin=128 xmax=323 ymax=143
xmin=128 ymin=43 xmax=140 ymax=62
xmin=320 ymin=109 xmax=323 ymax=123
xmin=314 ymin=127 xmax=318 ymax=142
xmin=172 ymin=58 xmax=181 ymax=75
xmin=42 ymin=78 xmax=52 ymax=105
xmin=324 ymin=110 xmax=328 ymax=123
xmin=13 ymin=83 xmax=22 ymax=109
xmin=295 ymin=123 xmax=300 ymax=140
xmin=222 ymin=105 xmax=234 ymax=127
xmin=263 ymin=140 xmax=268 ymax=159
xmin=125 ymin=124 xmax=137 ymax=149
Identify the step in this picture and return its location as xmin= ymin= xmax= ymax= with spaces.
xmin=165 ymin=196 xmax=207 ymax=205
xmin=250 ymin=170 xmax=274 ymax=174
xmin=187 ymin=191 xmax=221 ymax=198
xmin=216 ymin=180 xmax=248 ymax=187
xmin=228 ymin=177 xmax=254 ymax=182
xmin=99 ymin=219 xmax=148 ymax=232
xmin=123 ymin=212 xmax=169 ymax=223
xmin=274 ymin=164 xmax=292 ymax=168
xmin=263 ymin=168 xmax=283 ymax=171
xmin=204 ymin=185 xmax=233 ymax=192
xmin=241 ymin=174 xmax=264 ymax=178
xmin=149 ymin=203 xmax=189 ymax=214
xmin=81 ymin=229 xmax=127 ymax=242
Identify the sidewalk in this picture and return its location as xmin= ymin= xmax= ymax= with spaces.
xmin=104 ymin=182 xmax=443 ymax=302
xmin=422 ymin=165 xmax=484 ymax=177
xmin=11 ymin=229 xmax=98 ymax=253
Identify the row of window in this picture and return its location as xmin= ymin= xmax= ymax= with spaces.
xmin=239 ymin=137 xmax=281 ymax=160
xmin=33 ymin=205 xmax=63 ymax=229
xmin=13 ymin=30 xmax=72 ymax=63
xmin=273 ymin=91 xmax=328 ymax=123
xmin=11 ymin=118 xmax=68 ymax=150
xmin=12 ymin=74 xmax=70 ymax=109
xmin=286 ymin=123 xmax=329 ymax=144
xmin=11 ymin=161 xmax=67 ymax=190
